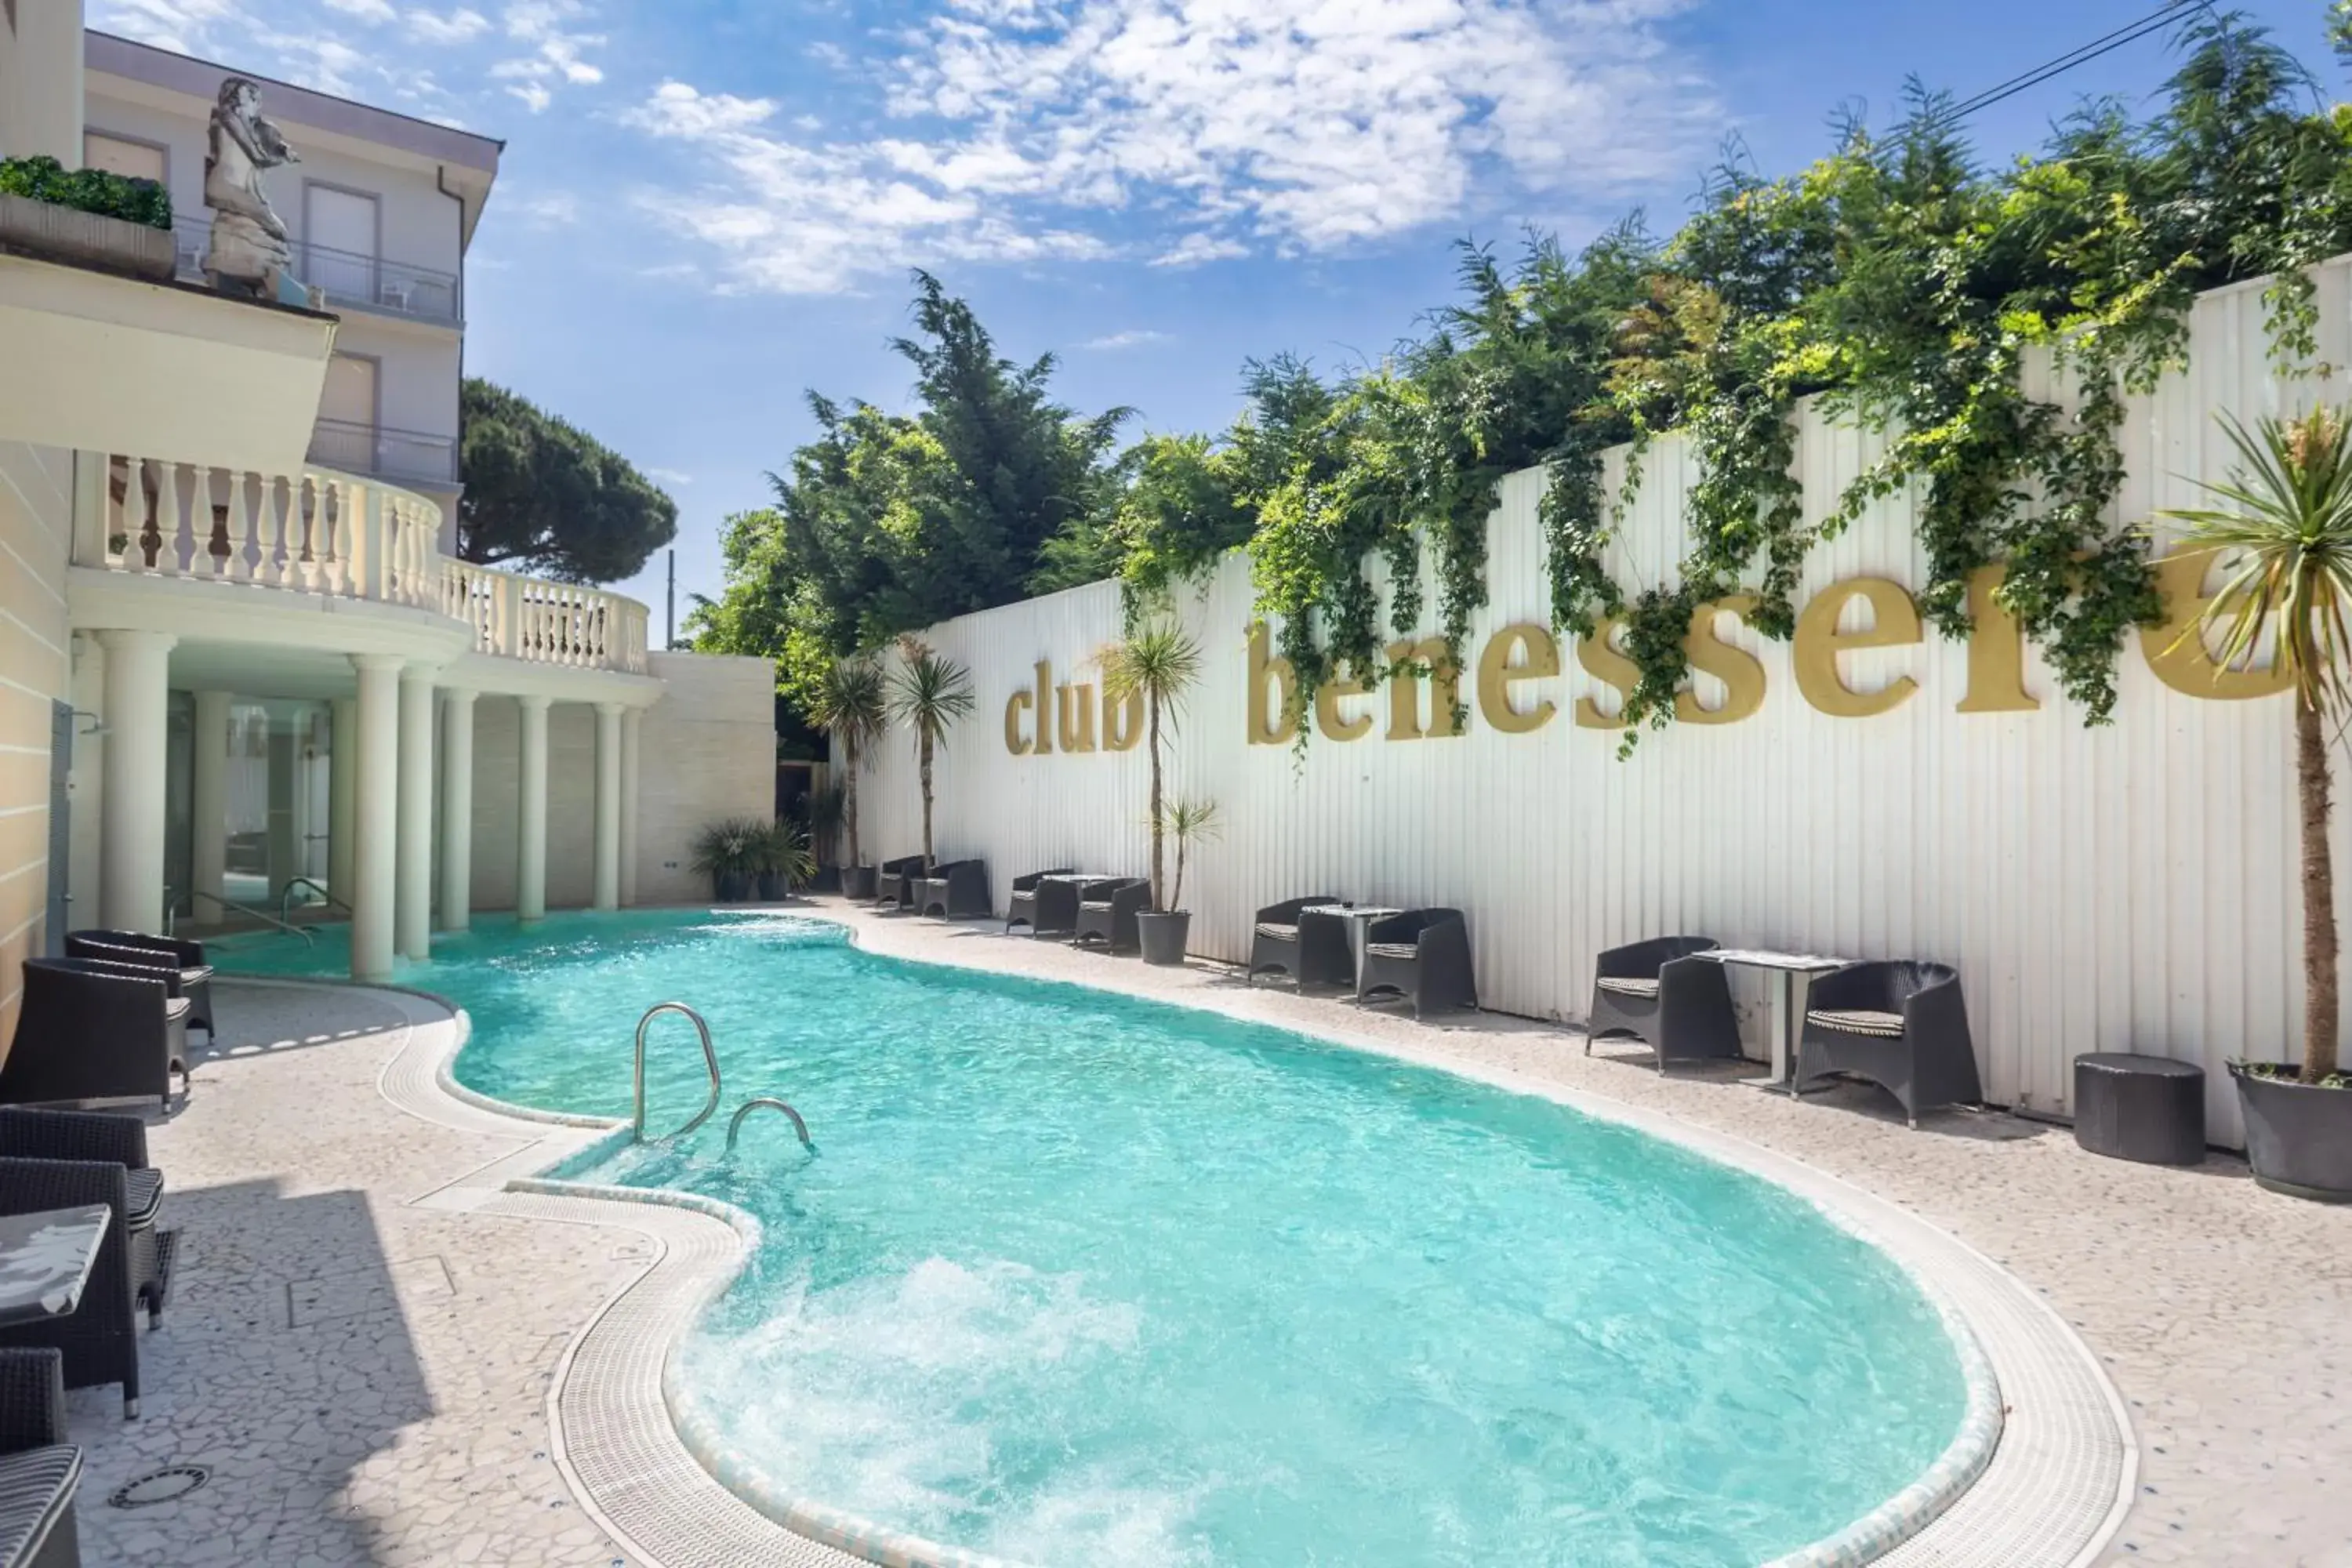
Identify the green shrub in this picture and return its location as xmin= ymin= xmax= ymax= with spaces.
xmin=0 ymin=155 xmax=172 ymax=230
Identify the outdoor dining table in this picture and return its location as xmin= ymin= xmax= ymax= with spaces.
xmin=1689 ymin=949 xmax=1853 ymax=1091
xmin=1300 ymin=903 xmax=1407 ymax=1000
xmin=0 ymin=1203 xmax=111 ymax=1328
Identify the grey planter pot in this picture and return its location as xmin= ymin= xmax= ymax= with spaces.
xmin=0 ymin=193 xmax=175 ymax=280
xmin=2234 ymin=1063 xmax=2352 ymax=1202
xmin=757 ymin=872 xmax=788 ymax=902
xmin=714 ymin=870 xmax=750 ymax=902
xmin=1137 ymin=910 xmax=1191 ymax=966
xmin=841 ymin=866 xmax=878 ymax=901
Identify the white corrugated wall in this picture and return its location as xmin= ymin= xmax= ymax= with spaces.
xmin=860 ymin=257 xmax=2352 ymax=1147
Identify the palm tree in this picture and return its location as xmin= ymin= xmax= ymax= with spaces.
xmin=2162 ymin=405 xmax=2352 ymax=1083
xmin=1160 ymin=797 xmax=1221 ymax=914
xmin=886 ymin=635 xmax=975 ymax=869
xmin=1100 ymin=622 xmax=1203 ymax=910
xmin=809 ymin=655 xmax=887 ymax=872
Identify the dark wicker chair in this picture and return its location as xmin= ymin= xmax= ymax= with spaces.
xmin=64 ymin=932 xmax=212 ymax=1040
xmin=0 ymin=1349 xmax=81 ymax=1567
xmin=1796 ymin=960 xmax=1982 ymax=1128
xmin=0 ymin=1160 xmax=143 ymax=1419
xmin=1004 ymin=869 xmax=1078 ymax=935
xmin=1359 ymin=909 xmax=1478 ymax=1019
xmin=1246 ymin=897 xmax=1347 ymax=985
xmin=876 ymin=855 xmax=926 ymax=909
xmin=1072 ymin=879 xmax=1150 ymax=953
xmin=1585 ymin=936 xmax=1741 ymax=1071
xmin=0 ymin=1112 xmax=172 ymax=1328
xmin=917 ymin=860 xmax=991 ymax=920
xmin=1 ymin=961 xmax=187 ymax=1111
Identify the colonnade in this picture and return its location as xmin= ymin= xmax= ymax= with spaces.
xmin=88 ymin=635 xmax=644 ymax=983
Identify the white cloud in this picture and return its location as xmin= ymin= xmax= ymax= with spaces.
xmin=409 ymin=8 xmax=492 ymax=44
xmin=630 ymin=0 xmax=1715 ymax=294
xmin=495 ymin=0 xmax=605 ymax=110
xmin=644 ymin=466 xmax=695 ymax=486
xmin=89 ymin=0 xmax=240 ymax=53
xmin=1078 ymin=328 xmax=1171 ymax=350
xmin=324 ymin=0 xmax=398 ymax=21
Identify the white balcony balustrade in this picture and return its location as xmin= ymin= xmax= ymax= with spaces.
xmin=75 ymin=452 xmax=651 ymax=675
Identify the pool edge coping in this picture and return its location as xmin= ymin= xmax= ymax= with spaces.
xmin=241 ymin=912 xmax=2133 ymax=1568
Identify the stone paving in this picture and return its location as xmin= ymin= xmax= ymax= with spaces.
xmin=49 ymin=904 xmax=2352 ymax=1566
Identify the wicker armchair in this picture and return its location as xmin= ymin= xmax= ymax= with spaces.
xmin=0 ymin=1112 xmax=172 ymax=1328
xmin=0 ymin=1160 xmax=143 ymax=1419
xmin=1004 ymin=869 xmax=1078 ymax=935
xmin=1072 ymin=879 xmax=1150 ymax=953
xmin=0 ymin=1349 xmax=81 ymax=1567
xmin=1359 ymin=909 xmax=1478 ymax=1018
xmin=876 ymin=855 xmax=926 ymax=909
xmin=1246 ymin=896 xmax=1347 ymax=985
xmin=0 ymin=960 xmax=187 ymax=1111
xmin=1585 ymin=936 xmax=1741 ymax=1072
xmin=917 ymin=860 xmax=991 ymax=920
xmin=1797 ymin=961 xmax=1982 ymax=1128
xmin=64 ymin=931 xmax=212 ymax=1039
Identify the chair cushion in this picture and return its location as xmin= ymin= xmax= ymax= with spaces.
xmin=1595 ymin=976 xmax=1661 ymax=998
xmin=0 ymin=1444 xmax=79 ymax=1566
xmin=1366 ymin=942 xmax=1418 ymax=960
xmin=124 ymin=1167 xmax=162 ymax=1229
xmin=165 ymin=997 xmax=191 ymax=1022
xmin=182 ymin=965 xmax=214 ymax=985
xmin=1254 ymin=922 xmax=1299 ymax=940
xmin=1810 ymin=1007 xmax=1906 ymax=1038
xmin=1079 ymin=901 xmax=1110 ymax=912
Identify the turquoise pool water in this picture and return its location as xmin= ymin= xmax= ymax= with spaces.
xmin=220 ymin=912 xmax=1965 ymax=1567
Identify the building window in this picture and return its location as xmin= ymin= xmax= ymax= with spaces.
xmin=82 ymin=132 xmax=166 ymax=183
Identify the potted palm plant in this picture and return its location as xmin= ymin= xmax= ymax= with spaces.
xmin=1101 ymin=622 xmax=1204 ymax=964
xmin=1143 ymin=798 xmax=1221 ymax=965
xmin=2163 ymin=405 xmax=2352 ymax=1200
xmin=886 ymin=636 xmax=975 ymax=873
xmin=810 ymin=655 xmax=888 ymax=898
xmin=690 ymin=818 xmax=763 ymax=902
xmin=755 ymin=819 xmax=816 ymax=901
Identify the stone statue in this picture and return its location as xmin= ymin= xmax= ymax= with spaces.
xmin=201 ymin=76 xmax=303 ymax=299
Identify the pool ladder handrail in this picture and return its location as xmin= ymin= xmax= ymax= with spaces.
xmin=633 ymin=1002 xmax=722 ymax=1143
xmin=726 ymin=1096 xmax=814 ymax=1154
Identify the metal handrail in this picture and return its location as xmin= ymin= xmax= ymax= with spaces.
xmin=278 ymin=877 xmax=350 ymax=927
xmin=187 ymin=888 xmax=316 ymax=946
xmin=725 ymin=1097 xmax=815 ymax=1155
xmin=633 ymin=1002 xmax=721 ymax=1143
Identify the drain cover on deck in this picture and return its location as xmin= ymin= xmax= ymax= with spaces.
xmin=107 ymin=1466 xmax=208 ymax=1508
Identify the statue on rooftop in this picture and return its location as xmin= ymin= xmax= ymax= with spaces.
xmin=201 ymin=76 xmax=304 ymax=300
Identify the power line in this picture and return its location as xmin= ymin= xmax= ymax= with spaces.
xmin=1933 ymin=0 xmax=2205 ymax=125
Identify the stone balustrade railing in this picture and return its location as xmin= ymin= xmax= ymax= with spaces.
xmin=441 ymin=560 xmax=651 ymax=674
xmin=77 ymin=452 xmax=652 ymax=675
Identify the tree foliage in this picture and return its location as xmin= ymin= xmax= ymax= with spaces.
xmin=457 ymin=379 xmax=677 ymax=583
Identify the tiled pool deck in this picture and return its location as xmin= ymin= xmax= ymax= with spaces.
xmin=65 ymin=900 xmax=2352 ymax=1566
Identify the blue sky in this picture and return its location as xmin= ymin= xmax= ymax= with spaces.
xmin=89 ymin=0 xmax=2342 ymax=629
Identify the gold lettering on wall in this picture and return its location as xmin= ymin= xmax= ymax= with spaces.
xmin=1792 ymin=577 xmax=1922 ymax=717
xmin=1247 ymin=622 xmax=1300 ymax=746
xmin=1031 ymin=661 xmax=1054 ymax=755
xmin=1056 ymin=683 xmax=1098 ymax=752
xmin=1315 ymin=662 xmax=1374 ymax=742
xmin=1956 ymin=563 xmax=2039 ymax=713
xmin=2144 ymin=543 xmax=2294 ymax=699
xmin=1476 ymin=622 xmax=1560 ymax=734
xmin=1575 ymin=619 xmax=1638 ymax=729
xmin=1004 ymin=690 xmax=1033 ymax=754
xmin=1103 ymin=685 xmax=1145 ymax=751
xmin=1385 ymin=638 xmax=1463 ymax=740
xmin=1679 ymin=594 xmax=1768 ymax=724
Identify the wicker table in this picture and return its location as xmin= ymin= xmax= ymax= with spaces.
xmin=1690 ymin=949 xmax=1853 ymax=1089
xmin=2074 ymin=1053 xmax=2205 ymax=1166
xmin=1299 ymin=904 xmax=1406 ymax=999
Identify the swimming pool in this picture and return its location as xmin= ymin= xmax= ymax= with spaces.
xmin=222 ymin=911 xmax=1975 ymax=1567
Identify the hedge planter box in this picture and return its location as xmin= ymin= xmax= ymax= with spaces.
xmin=2234 ymin=1063 xmax=2352 ymax=1203
xmin=1137 ymin=910 xmax=1191 ymax=967
xmin=0 ymin=193 xmax=174 ymax=281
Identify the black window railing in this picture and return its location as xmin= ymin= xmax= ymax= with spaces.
xmin=306 ymin=416 xmax=459 ymax=485
xmin=171 ymin=216 xmax=463 ymax=325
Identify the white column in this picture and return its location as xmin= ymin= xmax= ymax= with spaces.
xmin=96 ymin=630 xmax=176 ymax=933
xmin=516 ymin=695 xmax=550 ymax=923
xmin=189 ymin=690 xmax=230 ymax=913
xmin=350 ymin=654 xmax=401 ymax=982
xmin=592 ymin=702 xmax=622 ymax=912
xmin=396 ymin=665 xmax=437 ymax=961
xmin=328 ymin=697 xmax=357 ymax=904
xmin=439 ymin=688 xmax=476 ymax=932
xmin=619 ymin=707 xmax=642 ymax=907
